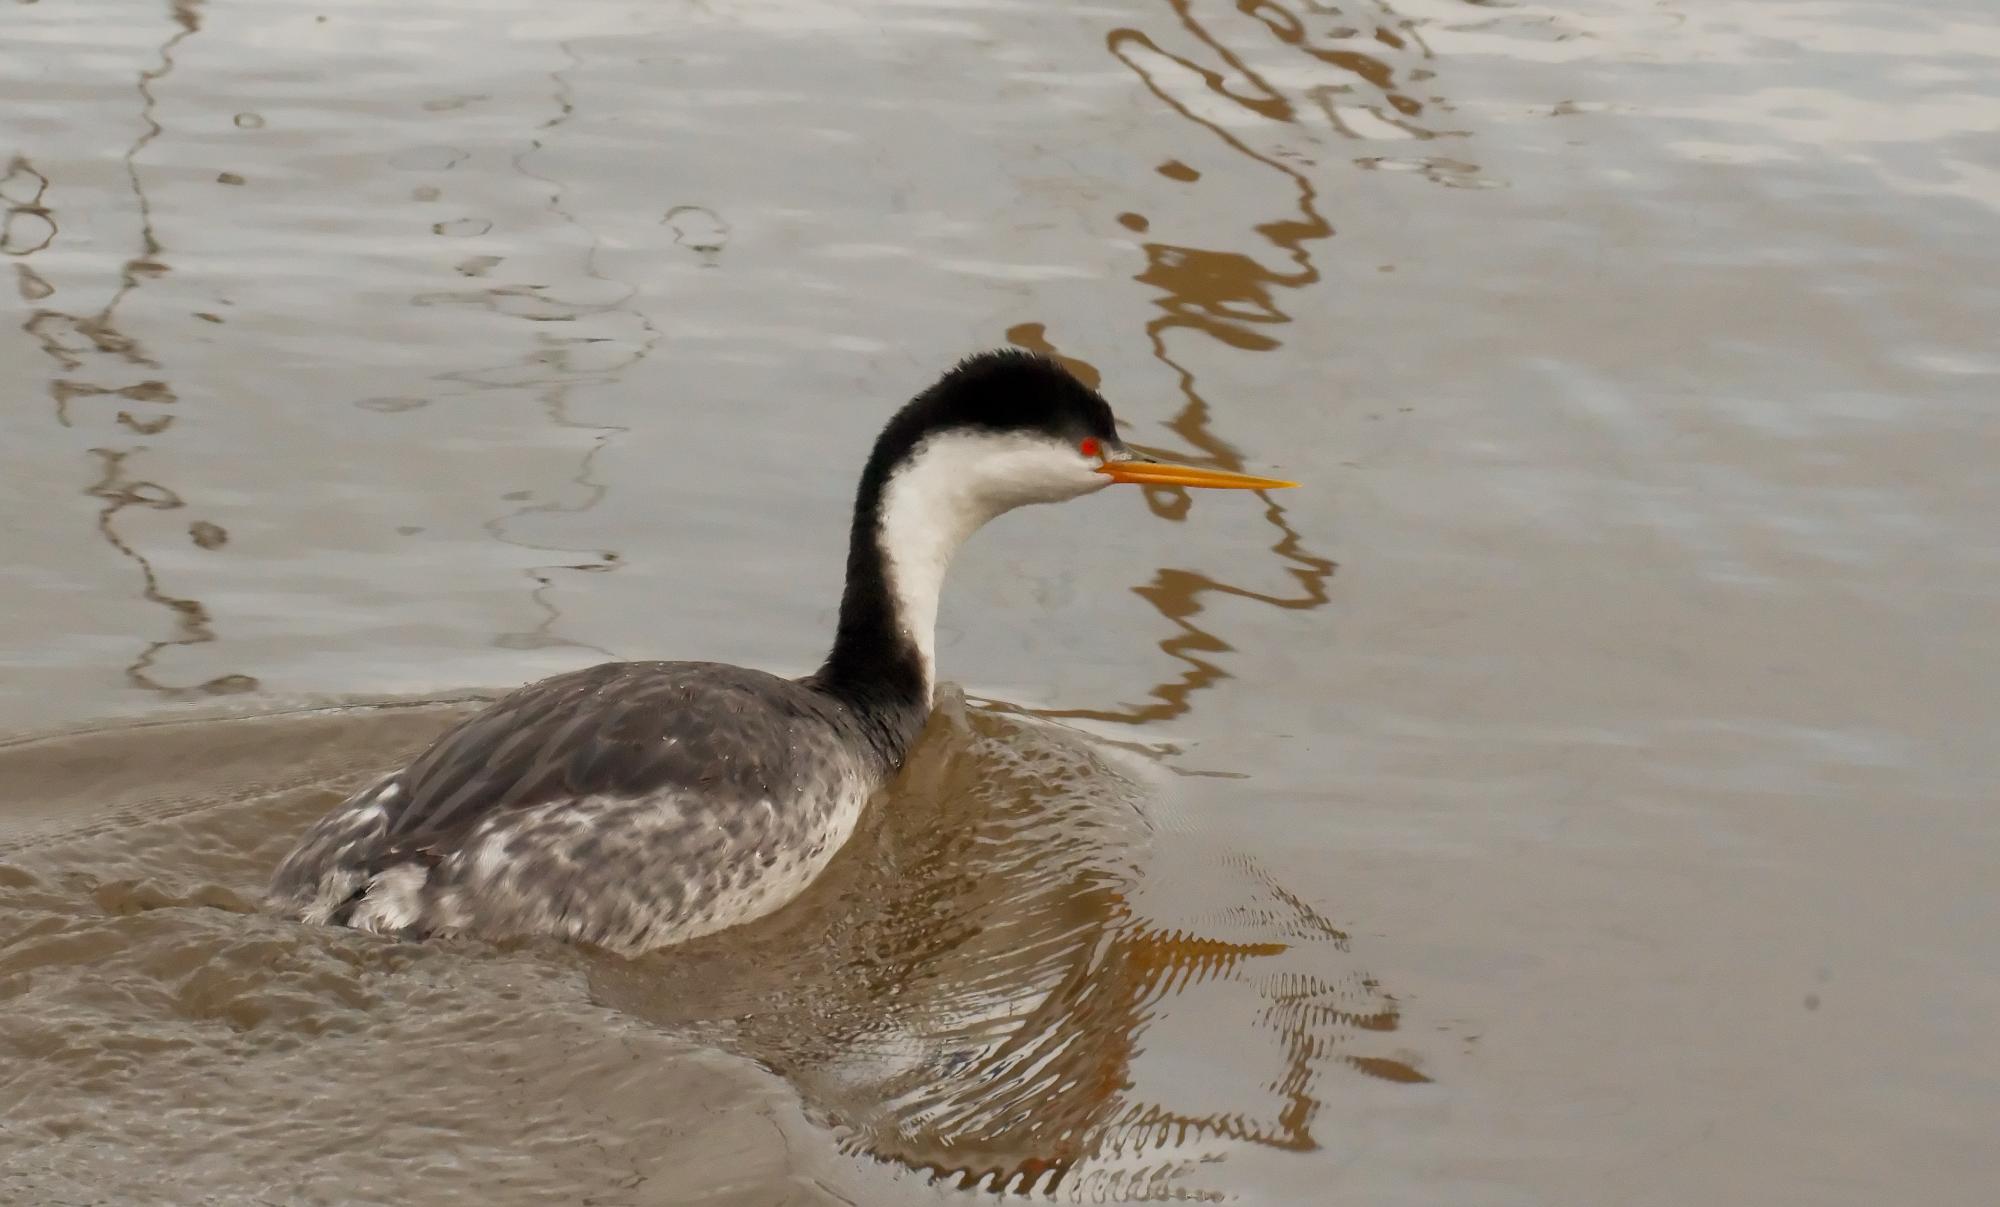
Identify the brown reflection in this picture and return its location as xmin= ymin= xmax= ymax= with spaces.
xmin=84 ymin=450 xmax=255 ymax=697
xmin=589 ymin=698 xmax=1410 ymax=1197
xmin=15 ymin=1 xmax=255 ymax=700
xmin=416 ymin=41 xmax=654 ymax=656
xmin=13 ymin=263 xmax=55 ymax=300
xmin=1009 ymin=314 xmax=1332 ymax=725
xmin=1004 ymin=320 xmax=1102 ymax=388
xmin=1 ymin=158 xmax=56 ymax=256
xmin=1001 ymin=0 xmax=1457 ymax=725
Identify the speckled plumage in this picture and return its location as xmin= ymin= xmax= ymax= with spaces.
xmin=269 ymin=351 xmax=1132 ymax=954
xmin=268 ymin=661 xmax=926 ymax=954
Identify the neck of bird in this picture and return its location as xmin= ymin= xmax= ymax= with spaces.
xmin=814 ymin=440 xmax=992 ymax=749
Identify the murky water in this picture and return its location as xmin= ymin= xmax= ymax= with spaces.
xmin=4 ymin=0 xmax=1997 ymax=1203
xmin=2 ymin=693 xmax=1390 ymax=1202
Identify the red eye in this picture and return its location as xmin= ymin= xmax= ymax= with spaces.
xmin=1079 ymin=437 xmax=1101 ymax=459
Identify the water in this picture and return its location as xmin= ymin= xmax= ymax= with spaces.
xmin=3 ymin=0 xmax=1997 ymax=1202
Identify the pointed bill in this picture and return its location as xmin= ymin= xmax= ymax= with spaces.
xmin=1095 ymin=458 xmax=1297 ymax=490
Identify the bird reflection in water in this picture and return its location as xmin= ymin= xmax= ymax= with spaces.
xmin=589 ymin=690 xmax=1413 ymax=1199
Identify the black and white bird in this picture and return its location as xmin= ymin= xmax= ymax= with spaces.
xmin=269 ymin=350 xmax=1294 ymax=955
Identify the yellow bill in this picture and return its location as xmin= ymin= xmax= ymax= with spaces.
xmin=1096 ymin=457 xmax=1297 ymax=490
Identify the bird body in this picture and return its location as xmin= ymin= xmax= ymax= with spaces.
xmin=268 ymin=351 xmax=1292 ymax=954
xmin=270 ymin=661 xmax=910 ymax=952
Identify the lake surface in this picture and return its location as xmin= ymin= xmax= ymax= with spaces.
xmin=3 ymin=0 xmax=1997 ymax=1203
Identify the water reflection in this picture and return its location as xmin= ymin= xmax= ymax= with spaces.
xmin=0 ymin=158 xmax=56 ymax=256
xmin=84 ymin=450 xmax=256 ymax=697
xmin=1002 ymin=1 xmax=1482 ymax=726
xmin=1007 ymin=310 xmax=1332 ymax=725
xmin=405 ymin=40 xmax=657 ymax=656
xmin=591 ymin=691 xmax=1409 ymax=1197
xmin=997 ymin=4 xmax=1419 ymax=725
xmin=0 ymin=692 xmax=1409 ymax=1201
xmin=14 ymin=0 xmax=255 ymax=700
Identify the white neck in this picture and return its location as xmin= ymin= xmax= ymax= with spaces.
xmin=872 ymin=431 xmax=1110 ymax=691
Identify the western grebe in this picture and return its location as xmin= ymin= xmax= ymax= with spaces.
xmin=269 ymin=350 xmax=1293 ymax=954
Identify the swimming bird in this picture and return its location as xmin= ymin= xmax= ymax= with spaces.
xmin=268 ymin=350 xmax=1294 ymax=954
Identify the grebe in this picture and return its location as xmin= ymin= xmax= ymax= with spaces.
xmin=269 ymin=350 xmax=1294 ymax=954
